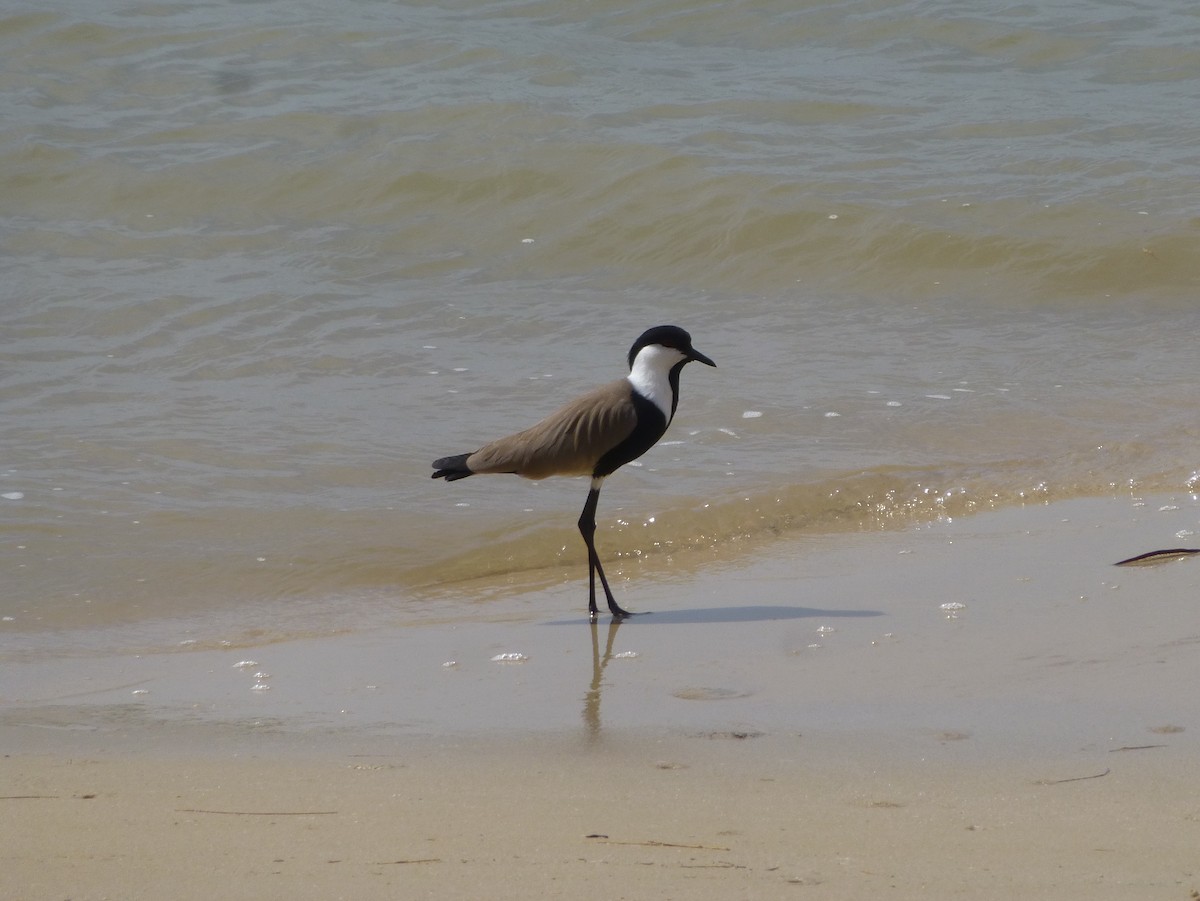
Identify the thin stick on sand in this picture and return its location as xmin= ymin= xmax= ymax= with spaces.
xmin=176 ymin=808 xmax=338 ymax=816
xmin=1034 ymin=768 xmax=1110 ymax=785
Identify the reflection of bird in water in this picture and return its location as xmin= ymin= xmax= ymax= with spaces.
xmin=583 ymin=619 xmax=624 ymax=742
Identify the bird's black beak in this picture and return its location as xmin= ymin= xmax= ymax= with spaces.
xmin=689 ymin=347 xmax=716 ymax=368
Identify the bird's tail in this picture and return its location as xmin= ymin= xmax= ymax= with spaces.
xmin=431 ymin=453 xmax=474 ymax=481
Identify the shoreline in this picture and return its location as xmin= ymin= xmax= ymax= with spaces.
xmin=3 ymin=494 xmax=1199 ymax=898
xmin=5 ymin=494 xmax=1198 ymax=752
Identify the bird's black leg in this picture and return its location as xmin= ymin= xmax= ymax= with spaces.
xmin=578 ymin=480 xmax=635 ymax=621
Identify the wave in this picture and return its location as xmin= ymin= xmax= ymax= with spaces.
xmin=403 ymin=459 xmax=1196 ymax=596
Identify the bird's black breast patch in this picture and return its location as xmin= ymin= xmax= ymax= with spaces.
xmin=592 ymin=392 xmax=668 ymax=478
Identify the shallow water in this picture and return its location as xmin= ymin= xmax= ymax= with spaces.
xmin=3 ymin=0 xmax=1199 ymax=650
xmin=4 ymin=497 xmax=1199 ymax=759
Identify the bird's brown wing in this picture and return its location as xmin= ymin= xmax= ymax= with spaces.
xmin=465 ymin=380 xmax=637 ymax=480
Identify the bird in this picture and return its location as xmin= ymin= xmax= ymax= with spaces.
xmin=432 ymin=325 xmax=716 ymax=622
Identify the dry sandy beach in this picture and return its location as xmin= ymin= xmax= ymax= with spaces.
xmin=3 ymin=494 xmax=1199 ymax=900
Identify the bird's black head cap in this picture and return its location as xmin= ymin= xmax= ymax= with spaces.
xmin=627 ymin=325 xmax=716 ymax=370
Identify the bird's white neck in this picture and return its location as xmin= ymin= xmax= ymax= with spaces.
xmin=627 ymin=344 xmax=686 ymax=422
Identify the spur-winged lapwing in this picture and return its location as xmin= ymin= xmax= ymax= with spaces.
xmin=432 ymin=325 xmax=716 ymax=622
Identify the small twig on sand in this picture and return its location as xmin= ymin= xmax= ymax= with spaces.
xmin=1114 ymin=548 xmax=1199 ymax=566
xmin=1034 ymin=768 xmax=1110 ymax=785
xmin=373 ymin=859 xmax=441 ymax=865
xmin=590 ymin=838 xmax=731 ymax=851
xmin=176 ymin=808 xmax=338 ymax=816
xmin=1109 ymin=744 xmax=1166 ymax=753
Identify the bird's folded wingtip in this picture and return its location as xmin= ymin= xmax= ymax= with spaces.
xmin=432 ymin=453 xmax=474 ymax=481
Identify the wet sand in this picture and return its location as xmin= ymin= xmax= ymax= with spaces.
xmin=3 ymin=495 xmax=1199 ymax=899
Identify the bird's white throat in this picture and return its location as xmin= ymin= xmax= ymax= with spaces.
xmin=627 ymin=344 xmax=686 ymax=421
